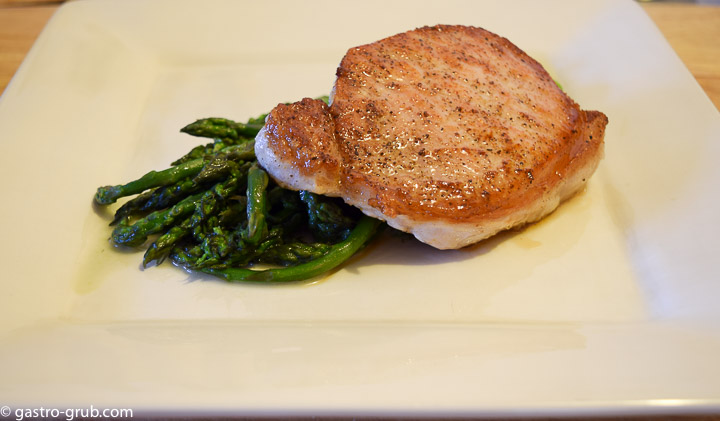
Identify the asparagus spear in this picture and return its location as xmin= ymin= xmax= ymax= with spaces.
xmin=110 ymin=177 xmax=199 ymax=225
xmin=258 ymin=242 xmax=333 ymax=266
xmin=95 ymin=159 xmax=206 ymax=205
xmin=181 ymin=117 xmax=263 ymax=140
xmin=243 ymin=164 xmax=269 ymax=246
xmin=95 ymin=142 xmax=255 ymax=205
xmin=202 ymin=215 xmax=380 ymax=283
xmin=111 ymin=192 xmax=205 ymax=247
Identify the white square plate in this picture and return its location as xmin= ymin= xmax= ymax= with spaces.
xmin=1 ymin=0 xmax=719 ymax=417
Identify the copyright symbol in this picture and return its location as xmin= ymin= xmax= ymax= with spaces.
xmin=0 ymin=406 xmax=10 ymax=417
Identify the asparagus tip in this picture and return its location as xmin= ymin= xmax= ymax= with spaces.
xmin=94 ymin=186 xmax=122 ymax=205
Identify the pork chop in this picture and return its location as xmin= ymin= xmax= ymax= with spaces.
xmin=255 ymin=25 xmax=608 ymax=249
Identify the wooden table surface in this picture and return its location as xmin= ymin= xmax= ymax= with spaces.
xmin=0 ymin=1 xmax=719 ymax=420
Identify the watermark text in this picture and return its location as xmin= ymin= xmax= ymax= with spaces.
xmin=1 ymin=405 xmax=132 ymax=420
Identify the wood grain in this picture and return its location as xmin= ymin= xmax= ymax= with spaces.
xmin=0 ymin=5 xmax=56 ymax=95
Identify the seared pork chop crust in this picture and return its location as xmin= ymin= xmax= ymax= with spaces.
xmin=256 ymin=25 xmax=608 ymax=249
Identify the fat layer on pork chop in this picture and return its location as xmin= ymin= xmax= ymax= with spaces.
xmin=255 ymin=25 xmax=608 ymax=249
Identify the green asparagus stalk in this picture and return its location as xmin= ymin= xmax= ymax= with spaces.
xmin=143 ymin=224 xmax=190 ymax=265
xmin=95 ymin=159 xmax=206 ymax=205
xmin=181 ymin=117 xmax=263 ymax=140
xmin=258 ymin=242 xmax=333 ymax=266
xmin=202 ymin=215 xmax=380 ymax=283
xmin=111 ymin=192 xmax=205 ymax=247
xmin=111 ymin=178 xmax=199 ymax=225
xmin=95 ymin=142 xmax=254 ymax=206
xmin=243 ymin=164 xmax=269 ymax=246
